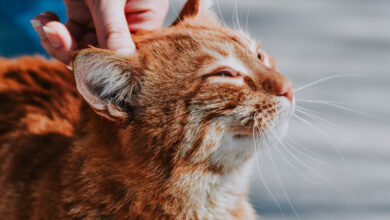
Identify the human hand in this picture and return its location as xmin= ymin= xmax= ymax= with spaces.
xmin=31 ymin=0 xmax=169 ymax=64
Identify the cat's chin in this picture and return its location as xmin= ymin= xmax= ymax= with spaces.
xmin=230 ymin=120 xmax=289 ymax=143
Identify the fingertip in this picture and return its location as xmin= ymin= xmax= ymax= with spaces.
xmin=31 ymin=11 xmax=60 ymax=40
xmin=38 ymin=11 xmax=60 ymax=21
xmin=45 ymin=21 xmax=76 ymax=51
xmin=42 ymin=26 xmax=61 ymax=48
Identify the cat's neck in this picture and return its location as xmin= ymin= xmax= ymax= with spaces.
xmin=166 ymin=159 xmax=255 ymax=219
xmin=70 ymin=106 xmax=256 ymax=219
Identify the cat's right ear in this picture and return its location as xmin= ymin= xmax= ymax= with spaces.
xmin=73 ymin=48 xmax=140 ymax=121
xmin=172 ymin=0 xmax=219 ymax=26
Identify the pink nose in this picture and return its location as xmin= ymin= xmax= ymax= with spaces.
xmin=258 ymin=70 xmax=294 ymax=102
xmin=276 ymin=80 xmax=293 ymax=102
xmin=279 ymin=85 xmax=293 ymax=102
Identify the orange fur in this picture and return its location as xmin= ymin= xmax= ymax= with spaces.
xmin=0 ymin=0 xmax=293 ymax=219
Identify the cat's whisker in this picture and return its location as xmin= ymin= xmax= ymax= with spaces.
xmin=281 ymin=139 xmax=340 ymax=190
xmin=295 ymin=99 xmax=387 ymax=122
xmin=294 ymin=106 xmax=356 ymax=165
xmin=270 ymin=133 xmax=336 ymax=186
xmin=252 ymin=116 xmax=286 ymax=217
xmin=296 ymin=107 xmax=348 ymax=139
xmin=295 ymin=105 xmax=350 ymax=123
xmin=284 ymin=136 xmax=334 ymax=168
xmin=293 ymin=74 xmax=363 ymax=93
xmin=268 ymin=132 xmax=322 ymax=185
xmin=268 ymin=129 xmax=340 ymax=192
xmin=295 ymin=108 xmax=341 ymax=132
xmin=292 ymin=114 xmax=350 ymax=165
xmin=268 ymin=128 xmax=329 ymax=184
xmin=214 ymin=0 xmax=227 ymax=27
xmin=262 ymin=129 xmax=301 ymax=220
xmin=245 ymin=6 xmax=250 ymax=33
xmin=233 ymin=1 xmax=242 ymax=31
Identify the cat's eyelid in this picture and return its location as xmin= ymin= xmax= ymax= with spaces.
xmin=213 ymin=56 xmax=251 ymax=77
xmin=204 ymin=67 xmax=241 ymax=78
xmin=257 ymin=48 xmax=272 ymax=68
xmin=260 ymin=51 xmax=271 ymax=68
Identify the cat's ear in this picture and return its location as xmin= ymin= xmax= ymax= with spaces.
xmin=172 ymin=0 xmax=219 ymax=26
xmin=73 ymin=48 xmax=140 ymax=121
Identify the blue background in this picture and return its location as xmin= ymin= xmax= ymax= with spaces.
xmin=0 ymin=0 xmax=66 ymax=57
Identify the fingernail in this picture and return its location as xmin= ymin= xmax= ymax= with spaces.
xmin=30 ymin=19 xmax=41 ymax=27
xmin=42 ymin=26 xmax=61 ymax=48
xmin=31 ymin=19 xmax=48 ymax=40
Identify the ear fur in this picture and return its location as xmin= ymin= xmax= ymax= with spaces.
xmin=73 ymin=48 xmax=139 ymax=121
xmin=172 ymin=0 xmax=219 ymax=26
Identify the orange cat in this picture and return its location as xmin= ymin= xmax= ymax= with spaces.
xmin=0 ymin=0 xmax=293 ymax=219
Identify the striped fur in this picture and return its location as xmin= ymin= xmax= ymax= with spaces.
xmin=0 ymin=0 xmax=293 ymax=219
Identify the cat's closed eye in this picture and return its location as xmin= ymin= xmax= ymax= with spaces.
xmin=206 ymin=68 xmax=239 ymax=78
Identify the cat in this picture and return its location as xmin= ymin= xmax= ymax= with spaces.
xmin=0 ymin=0 xmax=294 ymax=219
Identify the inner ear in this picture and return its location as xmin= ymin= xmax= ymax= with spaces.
xmin=172 ymin=0 xmax=219 ymax=26
xmin=73 ymin=48 xmax=140 ymax=121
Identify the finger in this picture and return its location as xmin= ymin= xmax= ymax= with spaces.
xmin=124 ymin=0 xmax=169 ymax=31
xmin=31 ymin=12 xmax=59 ymax=40
xmin=45 ymin=21 xmax=77 ymax=51
xmin=44 ymin=21 xmax=77 ymax=62
xmin=31 ymin=12 xmax=77 ymax=64
xmin=86 ymin=0 xmax=135 ymax=55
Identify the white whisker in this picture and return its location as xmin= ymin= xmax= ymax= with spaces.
xmin=292 ymin=114 xmax=350 ymax=164
xmin=245 ymin=6 xmax=250 ymax=33
xmin=294 ymin=74 xmax=363 ymax=93
xmin=214 ymin=0 xmax=227 ymax=26
xmin=296 ymin=99 xmax=388 ymax=122
xmin=252 ymin=115 xmax=286 ymax=217
xmin=262 ymin=129 xmax=301 ymax=220
xmin=284 ymin=137 xmax=334 ymax=168
xmin=270 ymin=130 xmax=341 ymax=191
xmin=272 ymin=137 xmax=322 ymax=185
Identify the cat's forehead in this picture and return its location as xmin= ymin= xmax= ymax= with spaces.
xmin=186 ymin=26 xmax=257 ymax=53
xmin=136 ymin=25 xmax=257 ymax=54
xmin=134 ymin=25 xmax=260 ymax=77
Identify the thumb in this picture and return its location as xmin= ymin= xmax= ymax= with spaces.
xmin=86 ymin=0 xmax=135 ymax=55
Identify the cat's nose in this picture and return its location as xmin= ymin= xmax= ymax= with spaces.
xmin=278 ymin=81 xmax=293 ymax=102
xmin=261 ymin=73 xmax=294 ymax=102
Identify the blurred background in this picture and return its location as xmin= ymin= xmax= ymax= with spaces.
xmin=0 ymin=0 xmax=66 ymax=57
xmin=1 ymin=0 xmax=390 ymax=219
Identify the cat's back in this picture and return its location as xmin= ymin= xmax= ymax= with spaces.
xmin=0 ymin=56 xmax=80 ymax=137
xmin=0 ymin=56 xmax=80 ymax=219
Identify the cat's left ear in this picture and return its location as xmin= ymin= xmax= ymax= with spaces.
xmin=73 ymin=48 xmax=140 ymax=121
xmin=172 ymin=0 xmax=219 ymax=26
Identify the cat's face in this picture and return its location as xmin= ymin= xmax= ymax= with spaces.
xmin=73 ymin=0 xmax=294 ymax=172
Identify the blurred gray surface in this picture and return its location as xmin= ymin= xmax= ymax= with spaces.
xmin=168 ymin=1 xmax=390 ymax=219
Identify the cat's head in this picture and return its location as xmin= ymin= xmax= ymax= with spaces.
xmin=73 ymin=0 xmax=294 ymax=172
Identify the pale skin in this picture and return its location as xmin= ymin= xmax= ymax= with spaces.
xmin=31 ymin=0 xmax=169 ymax=64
